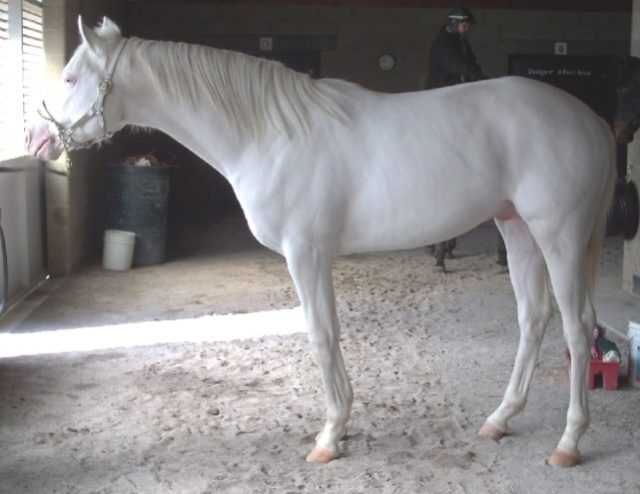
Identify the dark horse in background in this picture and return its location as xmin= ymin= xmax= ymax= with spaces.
xmin=609 ymin=56 xmax=640 ymax=241
xmin=616 ymin=57 xmax=640 ymax=145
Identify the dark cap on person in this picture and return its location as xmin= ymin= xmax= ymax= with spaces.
xmin=448 ymin=6 xmax=476 ymax=25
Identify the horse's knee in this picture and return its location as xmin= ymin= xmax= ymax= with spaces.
xmin=564 ymin=324 xmax=592 ymax=354
xmin=518 ymin=323 xmax=545 ymax=346
xmin=517 ymin=308 xmax=551 ymax=344
xmin=308 ymin=332 xmax=339 ymax=366
xmin=309 ymin=341 xmax=331 ymax=366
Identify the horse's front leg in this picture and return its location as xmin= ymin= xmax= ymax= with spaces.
xmin=284 ymin=244 xmax=353 ymax=463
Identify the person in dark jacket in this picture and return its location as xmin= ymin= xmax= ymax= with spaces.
xmin=425 ymin=7 xmax=489 ymax=271
xmin=425 ymin=7 xmax=485 ymax=90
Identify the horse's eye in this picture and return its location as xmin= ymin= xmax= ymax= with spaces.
xmin=63 ymin=76 xmax=77 ymax=87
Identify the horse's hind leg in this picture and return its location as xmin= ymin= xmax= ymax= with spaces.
xmin=479 ymin=218 xmax=552 ymax=440
xmin=540 ymin=239 xmax=594 ymax=467
xmin=284 ymin=243 xmax=353 ymax=463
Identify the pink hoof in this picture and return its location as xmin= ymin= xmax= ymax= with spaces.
xmin=478 ymin=421 xmax=505 ymax=441
xmin=305 ymin=446 xmax=339 ymax=463
xmin=547 ymin=449 xmax=580 ymax=467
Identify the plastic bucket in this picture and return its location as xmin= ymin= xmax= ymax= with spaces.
xmin=103 ymin=229 xmax=136 ymax=271
xmin=629 ymin=321 xmax=640 ymax=389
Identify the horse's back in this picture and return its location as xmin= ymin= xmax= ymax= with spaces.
xmin=314 ymin=76 xmax=615 ymax=253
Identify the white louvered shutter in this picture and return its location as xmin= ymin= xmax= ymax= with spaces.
xmin=21 ymin=0 xmax=43 ymax=127
xmin=0 ymin=0 xmax=44 ymax=161
xmin=0 ymin=0 xmax=11 ymax=160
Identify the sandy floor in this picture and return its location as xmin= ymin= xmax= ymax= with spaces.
xmin=1 ymin=218 xmax=639 ymax=494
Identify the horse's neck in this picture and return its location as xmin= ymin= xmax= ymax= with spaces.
xmin=118 ymin=42 xmax=245 ymax=178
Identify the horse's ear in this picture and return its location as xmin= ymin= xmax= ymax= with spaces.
xmin=77 ymin=15 xmax=102 ymax=54
xmin=99 ymin=17 xmax=122 ymax=38
xmin=77 ymin=15 xmax=121 ymax=58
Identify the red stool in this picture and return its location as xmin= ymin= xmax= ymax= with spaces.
xmin=588 ymin=359 xmax=620 ymax=390
xmin=564 ymin=350 xmax=620 ymax=390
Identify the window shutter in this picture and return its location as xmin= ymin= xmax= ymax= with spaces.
xmin=0 ymin=0 xmax=44 ymax=161
xmin=0 ymin=0 xmax=10 ymax=160
xmin=21 ymin=0 xmax=43 ymax=125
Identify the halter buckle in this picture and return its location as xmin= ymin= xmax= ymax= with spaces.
xmin=99 ymin=79 xmax=112 ymax=94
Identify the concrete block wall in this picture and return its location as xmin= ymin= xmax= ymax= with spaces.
xmin=126 ymin=4 xmax=630 ymax=93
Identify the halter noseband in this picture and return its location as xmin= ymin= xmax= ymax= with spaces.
xmin=38 ymin=38 xmax=128 ymax=163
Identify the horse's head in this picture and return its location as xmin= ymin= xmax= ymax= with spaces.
xmin=615 ymin=56 xmax=640 ymax=144
xmin=26 ymin=16 xmax=127 ymax=160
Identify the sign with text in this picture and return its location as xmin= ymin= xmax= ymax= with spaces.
xmin=508 ymin=55 xmax=617 ymax=124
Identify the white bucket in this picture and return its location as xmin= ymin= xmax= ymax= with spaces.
xmin=102 ymin=229 xmax=136 ymax=271
xmin=629 ymin=321 xmax=640 ymax=389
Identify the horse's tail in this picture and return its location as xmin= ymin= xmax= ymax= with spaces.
xmin=585 ymin=128 xmax=617 ymax=306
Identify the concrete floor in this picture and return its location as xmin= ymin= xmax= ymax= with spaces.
xmin=1 ymin=216 xmax=637 ymax=340
xmin=1 ymin=219 xmax=639 ymax=494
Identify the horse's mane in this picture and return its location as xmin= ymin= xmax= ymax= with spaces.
xmin=123 ymin=37 xmax=347 ymax=141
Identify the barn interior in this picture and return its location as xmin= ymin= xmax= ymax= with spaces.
xmin=2 ymin=1 xmax=640 ymax=294
xmin=1 ymin=1 xmax=640 ymax=493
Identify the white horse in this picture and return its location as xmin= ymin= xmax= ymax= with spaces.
xmin=27 ymin=17 xmax=616 ymax=467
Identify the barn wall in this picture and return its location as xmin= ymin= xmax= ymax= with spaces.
xmin=42 ymin=0 xmax=127 ymax=275
xmin=43 ymin=2 xmax=632 ymax=272
xmin=125 ymin=3 xmax=630 ymax=93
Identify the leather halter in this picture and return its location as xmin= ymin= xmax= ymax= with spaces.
xmin=38 ymin=38 xmax=128 ymax=157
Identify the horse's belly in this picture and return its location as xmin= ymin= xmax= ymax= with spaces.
xmin=336 ymin=193 xmax=501 ymax=254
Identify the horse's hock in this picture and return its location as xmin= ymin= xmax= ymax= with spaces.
xmin=105 ymin=162 xmax=170 ymax=267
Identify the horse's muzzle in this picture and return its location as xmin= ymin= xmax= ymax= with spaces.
xmin=25 ymin=120 xmax=64 ymax=161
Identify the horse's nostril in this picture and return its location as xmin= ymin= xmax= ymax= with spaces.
xmin=25 ymin=129 xmax=37 ymax=151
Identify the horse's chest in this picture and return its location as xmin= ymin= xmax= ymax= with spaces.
xmin=229 ymin=176 xmax=293 ymax=253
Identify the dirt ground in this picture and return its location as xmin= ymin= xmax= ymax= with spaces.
xmin=1 ymin=218 xmax=639 ymax=494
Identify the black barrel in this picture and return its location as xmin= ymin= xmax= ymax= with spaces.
xmin=106 ymin=163 xmax=169 ymax=266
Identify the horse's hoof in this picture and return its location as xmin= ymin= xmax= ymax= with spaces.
xmin=547 ymin=449 xmax=580 ymax=467
xmin=478 ymin=421 xmax=505 ymax=441
xmin=433 ymin=264 xmax=446 ymax=273
xmin=306 ymin=446 xmax=339 ymax=463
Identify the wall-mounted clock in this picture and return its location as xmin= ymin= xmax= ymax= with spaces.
xmin=377 ymin=53 xmax=395 ymax=72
